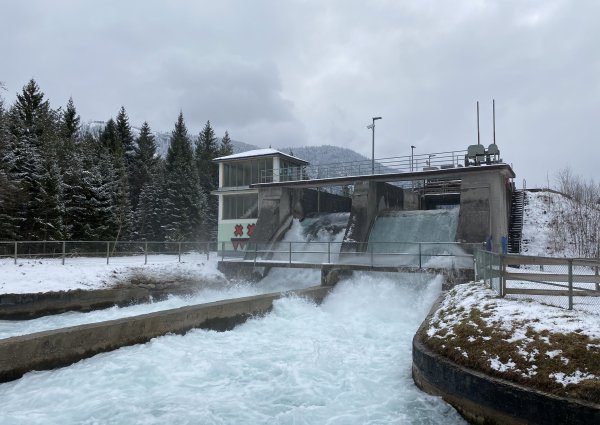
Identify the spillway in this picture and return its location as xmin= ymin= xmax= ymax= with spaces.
xmin=368 ymin=208 xmax=469 ymax=268
xmin=0 ymin=272 xmax=465 ymax=424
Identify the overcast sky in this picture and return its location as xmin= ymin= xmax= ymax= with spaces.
xmin=2 ymin=0 xmax=599 ymax=187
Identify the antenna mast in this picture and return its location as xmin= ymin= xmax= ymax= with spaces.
xmin=477 ymin=101 xmax=480 ymax=145
xmin=493 ymin=99 xmax=496 ymax=145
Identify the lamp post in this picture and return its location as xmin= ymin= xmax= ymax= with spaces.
xmin=411 ymin=145 xmax=416 ymax=172
xmin=367 ymin=117 xmax=382 ymax=174
xmin=428 ymin=154 xmax=436 ymax=167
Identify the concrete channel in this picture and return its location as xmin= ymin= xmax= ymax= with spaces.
xmin=0 ymin=285 xmax=330 ymax=383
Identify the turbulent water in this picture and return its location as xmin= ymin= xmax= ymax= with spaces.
xmin=367 ymin=208 xmax=468 ymax=268
xmin=0 ymin=272 xmax=465 ymax=425
xmin=0 ymin=211 xmax=467 ymax=423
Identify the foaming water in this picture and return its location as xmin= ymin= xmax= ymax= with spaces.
xmin=0 ymin=277 xmax=316 ymax=340
xmin=0 ymin=272 xmax=465 ymax=424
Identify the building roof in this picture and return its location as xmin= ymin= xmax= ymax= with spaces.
xmin=213 ymin=148 xmax=309 ymax=164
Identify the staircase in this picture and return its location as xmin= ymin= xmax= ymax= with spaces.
xmin=508 ymin=190 xmax=526 ymax=254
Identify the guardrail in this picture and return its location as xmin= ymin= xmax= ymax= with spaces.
xmin=259 ymin=150 xmax=470 ymax=183
xmin=0 ymin=241 xmax=217 ymax=265
xmin=219 ymin=241 xmax=478 ymax=269
xmin=475 ymin=250 xmax=600 ymax=311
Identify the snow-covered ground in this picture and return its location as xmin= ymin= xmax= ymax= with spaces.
xmin=0 ymin=253 xmax=222 ymax=294
xmin=426 ymin=282 xmax=600 ymax=394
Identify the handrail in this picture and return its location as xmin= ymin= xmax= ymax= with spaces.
xmin=258 ymin=150 xmax=471 ymax=183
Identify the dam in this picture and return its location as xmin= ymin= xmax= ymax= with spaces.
xmin=0 ymin=144 xmax=516 ymax=423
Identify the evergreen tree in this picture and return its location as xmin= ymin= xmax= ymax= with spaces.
xmin=195 ymin=120 xmax=219 ymax=239
xmin=115 ymin=106 xmax=136 ymax=170
xmin=58 ymin=97 xmax=80 ymax=164
xmin=129 ymin=121 xmax=157 ymax=210
xmin=219 ymin=130 xmax=233 ymax=157
xmin=99 ymin=117 xmax=131 ymax=241
xmin=163 ymin=112 xmax=206 ymax=241
xmin=9 ymin=79 xmax=63 ymax=240
xmin=0 ymin=99 xmax=25 ymax=240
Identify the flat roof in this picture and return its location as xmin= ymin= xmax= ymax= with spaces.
xmin=214 ymin=148 xmax=309 ymax=164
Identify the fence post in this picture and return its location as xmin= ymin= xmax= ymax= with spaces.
xmin=106 ymin=241 xmax=110 ymax=264
xmin=144 ymin=240 xmax=148 ymax=265
xmin=596 ymin=263 xmax=599 ymax=291
xmin=328 ymin=242 xmax=331 ymax=263
xmin=62 ymin=241 xmax=66 ymax=265
xmin=206 ymin=242 xmax=209 ymax=261
xmin=289 ymin=242 xmax=292 ymax=265
xmin=221 ymin=242 xmax=225 ymax=261
xmin=418 ymin=243 xmax=422 ymax=269
xmin=178 ymin=242 xmax=182 ymax=263
xmin=14 ymin=241 xmax=17 ymax=265
xmin=501 ymin=257 xmax=506 ymax=297
xmin=568 ymin=260 xmax=573 ymax=310
xmin=370 ymin=244 xmax=374 ymax=267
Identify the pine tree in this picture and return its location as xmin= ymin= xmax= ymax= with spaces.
xmin=99 ymin=117 xmax=131 ymax=241
xmin=129 ymin=121 xmax=157 ymax=210
xmin=195 ymin=120 xmax=219 ymax=240
xmin=0 ymin=99 xmax=25 ymax=240
xmin=9 ymin=79 xmax=64 ymax=240
xmin=115 ymin=106 xmax=136 ymax=171
xmin=163 ymin=112 xmax=206 ymax=241
xmin=219 ymin=130 xmax=233 ymax=157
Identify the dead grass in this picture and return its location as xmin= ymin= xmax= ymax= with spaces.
xmin=424 ymin=305 xmax=600 ymax=404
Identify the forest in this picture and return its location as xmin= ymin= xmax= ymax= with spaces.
xmin=0 ymin=79 xmax=231 ymax=243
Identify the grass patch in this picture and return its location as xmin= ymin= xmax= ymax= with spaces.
xmin=424 ymin=288 xmax=600 ymax=404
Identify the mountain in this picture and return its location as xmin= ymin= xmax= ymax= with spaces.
xmin=81 ymin=121 xmax=370 ymax=167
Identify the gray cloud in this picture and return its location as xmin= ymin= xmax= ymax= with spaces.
xmin=1 ymin=0 xmax=599 ymax=187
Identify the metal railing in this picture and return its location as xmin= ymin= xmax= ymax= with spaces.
xmin=0 ymin=241 xmax=217 ymax=265
xmin=219 ymin=241 xmax=477 ymax=269
xmin=259 ymin=150 xmax=471 ymax=183
xmin=476 ymin=250 xmax=600 ymax=311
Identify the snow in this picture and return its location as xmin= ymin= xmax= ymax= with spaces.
xmin=214 ymin=148 xmax=308 ymax=164
xmin=0 ymin=253 xmax=222 ymax=294
xmin=427 ymin=281 xmax=600 ymax=387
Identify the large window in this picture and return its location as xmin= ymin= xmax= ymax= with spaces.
xmin=223 ymin=159 xmax=272 ymax=187
xmin=280 ymin=159 xmax=304 ymax=182
xmin=223 ymin=193 xmax=259 ymax=220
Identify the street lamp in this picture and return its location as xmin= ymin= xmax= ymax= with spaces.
xmin=428 ymin=154 xmax=436 ymax=167
xmin=367 ymin=117 xmax=382 ymax=174
xmin=410 ymin=145 xmax=416 ymax=172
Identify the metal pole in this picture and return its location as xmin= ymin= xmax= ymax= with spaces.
xmin=14 ymin=241 xmax=17 ymax=265
xmin=371 ymin=122 xmax=375 ymax=174
xmin=178 ymin=242 xmax=182 ymax=263
xmin=493 ymin=99 xmax=496 ymax=145
xmin=62 ymin=241 xmax=66 ymax=265
xmin=144 ymin=240 xmax=148 ymax=265
xmin=419 ymin=243 xmax=422 ymax=268
xmin=328 ymin=242 xmax=331 ymax=263
xmin=106 ymin=241 xmax=110 ymax=264
xmin=221 ymin=242 xmax=225 ymax=261
xmin=477 ymin=101 xmax=481 ymax=145
xmin=370 ymin=244 xmax=374 ymax=267
xmin=254 ymin=242 xmax=257 ymax=266
xmin=289 ymin=242 xmax=292 ymax=265
xmin=568 ymin=260 xmax=573 ymax=310
xmin=206 ymin=242 xmax=209 ymax=260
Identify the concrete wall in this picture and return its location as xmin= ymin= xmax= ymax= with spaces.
xmin=342 ymin=182 xmax=418 ymax=251
xmin=291 ymin=188 xmax=352 ymax=217
xmin=456 ymin=169 xmax=512 ymax=252
xmin=0 ymin=288 xmax=154 ymax=320
xmin=412 ymin=299 xmax=600 ymax=424
xmin=0 ymin=286 xmax=331 ymax=383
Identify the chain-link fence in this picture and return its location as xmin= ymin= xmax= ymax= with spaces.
xmin=0 ymin=241 xmax=217 ymax=266
xmin=476 ymin=249 xmax=600 ymax=312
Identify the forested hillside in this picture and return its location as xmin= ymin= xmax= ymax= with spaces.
xmin=0 ymin=79 xmax=232 ymax=242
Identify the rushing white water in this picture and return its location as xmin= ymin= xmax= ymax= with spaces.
xmin=0 ymin=214 xmax=349 ymax=340
xmin=0 ymin=272 xmax=465 ymax=425
xmin=367 ymin=209 xmax=469 ymax=267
